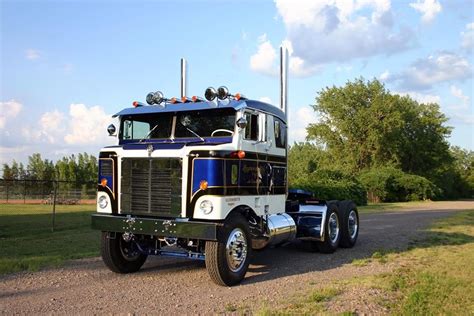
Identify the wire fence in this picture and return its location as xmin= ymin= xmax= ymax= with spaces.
xmin=0 ymin=179 xmax=96 ymax=204
xmin=0 ymin=179 xmax=97 ymax=232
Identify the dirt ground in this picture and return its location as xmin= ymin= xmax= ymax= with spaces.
xmin=0 ymin=201 xmax=472 ymax=314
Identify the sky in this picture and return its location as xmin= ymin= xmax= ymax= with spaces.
xmin=0 ymin=0 xmax=473 ymax=165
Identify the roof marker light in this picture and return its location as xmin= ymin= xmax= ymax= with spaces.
xmin=170 ymin=97 xmax=181 ymax=104
xmin=192 ymin=96 xmax=204 ymax=102
xmin=234 ymin=93 xmax=247 ymax=101
xmin=133 ymin=101 xmax=145 ymax=107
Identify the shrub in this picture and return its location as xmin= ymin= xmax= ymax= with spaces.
xmin=359 ymin=166 xmax=439 ymax=202
xmin=290 ymin=169 xmax=367 ymax=205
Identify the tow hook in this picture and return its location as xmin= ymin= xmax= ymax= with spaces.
xmin=122 ymin=232 xmax=134 ymax=242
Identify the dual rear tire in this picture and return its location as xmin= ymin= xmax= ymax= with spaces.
xmin=313 ymin=200 xmax=359 ymax=253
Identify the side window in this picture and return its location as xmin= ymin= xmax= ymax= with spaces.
xmin=244 ymin=113 xmax=259 ymax=140
xmin=274 ymin=118 xmax=287 ymax=148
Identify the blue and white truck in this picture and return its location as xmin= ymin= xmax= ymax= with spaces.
xmin=91 ymin=47 xmax=359 ymax=286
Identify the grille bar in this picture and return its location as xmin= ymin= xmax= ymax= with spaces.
xmin=121 ymin=158 xmax=182 ymax=217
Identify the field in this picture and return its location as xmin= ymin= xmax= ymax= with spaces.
xmin=0 ymin=204 xmax=98 ymax=274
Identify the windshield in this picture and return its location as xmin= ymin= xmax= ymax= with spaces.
xmin=119 ymin=109 xmax=236 ymax=141
xmin=120 ymin=114 xmax=173 ymax=140
xmin=175 ymin=108 xmax=236 ymax=138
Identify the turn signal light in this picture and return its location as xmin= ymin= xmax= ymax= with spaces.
xmin=200 ymin=180 xmax=208 ymax=190
xmin=100 ymin=178 xmax=108 ymax=187
xmin=230 ymin=150 xmax=246 ymax=159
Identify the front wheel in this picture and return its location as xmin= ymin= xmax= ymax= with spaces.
xmin=205 ymin=214 xmax=251 ymax=286
xmin=100 ymin=232 xmax=148 ymax=273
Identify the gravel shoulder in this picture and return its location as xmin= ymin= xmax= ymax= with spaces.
xmin=0 ymin=201 xmax=473 ymax=314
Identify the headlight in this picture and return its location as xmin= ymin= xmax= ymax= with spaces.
xmin=199 ymin=200 xmax=213 ymax=215
xmin=98 ymin=196 xmax=108 ymax=209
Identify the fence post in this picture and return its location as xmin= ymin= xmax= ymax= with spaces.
xmin=23 ymin=179 xmax=26 ymax=204
xmin=6 ymin=181 xmax=9 ymax=203
xmin=51 ymin=180 xmax=58 ymax=232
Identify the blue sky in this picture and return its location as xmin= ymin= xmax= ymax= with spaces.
xmin=0 ymin=0 xmax=473 ymax=164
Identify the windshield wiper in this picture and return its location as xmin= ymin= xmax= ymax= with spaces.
xmin=139 ymin=125 xmax=159 ymax=143
xmin=179 ymin=122 xmax=205 ymax=142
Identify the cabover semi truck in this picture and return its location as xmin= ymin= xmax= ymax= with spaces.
xmin=91 ymin=47 xmax=359 ymax=286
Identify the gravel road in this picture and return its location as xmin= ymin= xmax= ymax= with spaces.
xmin=1 ymin=201 xmax=472 ymax=314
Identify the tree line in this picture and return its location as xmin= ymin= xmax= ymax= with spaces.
xmin=2 ymin=78 xmax=473 ymax=204
xmin=289 ymin=78 xmax=473 ymax=204
xmin=2 ymin=153 xmax=98 ymax=183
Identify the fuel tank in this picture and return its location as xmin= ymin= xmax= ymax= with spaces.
xmin=252 ymin=213 xmax=297 ymax=250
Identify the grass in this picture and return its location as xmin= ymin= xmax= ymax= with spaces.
xmin=358 ymin=200 xmax=440 ymax=214
xmin=255 ymin=210 xmax=474 ymax=315
xmin=0 ymin=203 xmax=99 ymax=275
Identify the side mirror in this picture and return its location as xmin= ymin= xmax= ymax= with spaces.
xmin=107 ymin=124 xmax=116 ymax=136
xmin=236 ymin=117 xmax=247 ymax=129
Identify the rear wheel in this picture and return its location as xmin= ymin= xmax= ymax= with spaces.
xmin=315 ymin=202 xmax=341 ymax=253
xmin=205 ymin=214 xmax=251 ymax=286
xmin=100 ymin=232 xmax=147 ymax=273
xmin=339 ymin=200 xmax=359 ymax=248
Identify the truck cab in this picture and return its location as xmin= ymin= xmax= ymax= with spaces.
xmin=96 ymin=98 xmax=288 ymax=222
xmin=92 ymin=52 xmax=359 ymax=286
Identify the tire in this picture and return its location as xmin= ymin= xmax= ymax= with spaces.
xmin=339 ymin=200 xmax=359 ymax=248
xmin=315 ymin=202 xmax=341 ymax=253
xmin=205 ymin=213 xmax=252 ymax=286
xmin=100 ymin=232 xmax=148 ymax=273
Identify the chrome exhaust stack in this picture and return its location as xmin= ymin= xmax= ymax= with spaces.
xmin=180 ymin=58 xmax=187 ymax=98
xmin=280 ymin=46 xmax=288 ymax=119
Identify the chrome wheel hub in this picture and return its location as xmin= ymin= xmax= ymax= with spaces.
xmin=348 ymin=210 xmax=358 ymax=240
xmin=226 ymin=228 xmax=248 ymax=272
xmin=328 ymin=212 xmax=340 ymax=244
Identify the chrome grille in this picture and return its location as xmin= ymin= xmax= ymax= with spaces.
xmin=121 ymin=158 xmax=182 ymax=217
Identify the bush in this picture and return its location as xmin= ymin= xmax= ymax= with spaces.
xmin=359 ymin=166 xmax=439 ymax=202
xmin=290 ymin=169 xmax=367 ymax=205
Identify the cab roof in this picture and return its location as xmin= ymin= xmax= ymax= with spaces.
xmin=113 ymin=99 xmax=287 ymax=124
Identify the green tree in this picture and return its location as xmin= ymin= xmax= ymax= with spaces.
xmin=307 ymin=78 xmax=452 ymax=178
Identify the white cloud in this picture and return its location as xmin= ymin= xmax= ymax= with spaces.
xmin=64 ymin=104 xmax=112 ymax=145
xmin=380 ymin=70 xmax=391 ymax=81
xmin=250 ymin=38 xmax=322 ymax=77
xmin=393 ymin=52 xmax=472 ymax=90
xmin=461 ymin=22 xmax=474 ymax=51
xmin=259 ymin=97 xmax=273 ymax=104
xmin=0 ymin=100 xmax=23 ymax=129
xmin=288 ymin=106 xmax=319 ymax=143
xmin=450 ymin=85 xmax=470 ymax=109
xmin=393 ymin=91 xmax=441 ymax=104
xmin=409 ymin=0 xmax=442 ymax=23
xmin=250 ymin=37 xmax=278 ymax=76
xmin=269 ymin=0 xmax=413 ymax=68
xmin=25 ymin=49 xmax=41 ymax=60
